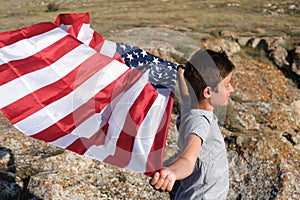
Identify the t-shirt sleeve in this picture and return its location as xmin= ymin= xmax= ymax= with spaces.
xmin=183 ymin=115 xmax=210 ymax=143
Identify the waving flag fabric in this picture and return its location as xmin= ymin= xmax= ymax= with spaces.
xmin=54 ymin=13 xmax=124 ymax=63
xmin=54 ymin=13 xmax=177 ymax=90
xmin=0 ymin=13 xmax=177 ymax=176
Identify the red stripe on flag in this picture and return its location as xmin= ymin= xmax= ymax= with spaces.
xmin=66 ymin=123 xmax=109 ymax=155
xmin=88 ymin=31 xmax=105 ymax=51
xmin=54 ymin=13 xmax=90 ymax=27
xmin=113 ymin=52 xmax=125 ymax=64
xmin=103 ymin=83 xmax=159 ymax=167
xmin=30 ymin=68 xmax=143 ymax=143
xmin=0 ymin=36 xmax=82 ymax=86
xmin=144 ymin=92 xmax=174 ymax=177
xmin=0 ymin=22 xmax=57 ymax=48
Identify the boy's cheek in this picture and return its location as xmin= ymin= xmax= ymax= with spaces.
xmin=211 ymin=96 xmax=228 ymax=106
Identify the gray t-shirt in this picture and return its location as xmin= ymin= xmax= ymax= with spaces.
xmin=175 ymin=109 xmax=229 ymax=200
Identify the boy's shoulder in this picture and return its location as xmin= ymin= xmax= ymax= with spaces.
xmin=187 ymin=109 xmax=214 ymax=121
xmin=179 ymin=109 xmax=213 ymax=130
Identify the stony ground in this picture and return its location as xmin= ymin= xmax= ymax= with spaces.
xmin=1 ymin=0 xmax=299 ymax=40
xmin=0 ymin=0 xmax=300 ymax=200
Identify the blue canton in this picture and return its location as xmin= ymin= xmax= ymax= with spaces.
xmin=116 ymin=43 xmax=178 ymax=92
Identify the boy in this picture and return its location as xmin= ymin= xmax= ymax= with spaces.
xmin=151 ymin=49 xmax=235 ymax=199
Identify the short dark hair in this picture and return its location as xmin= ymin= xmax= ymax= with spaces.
xmin=184 ymin=49 xmax=235 ymax=100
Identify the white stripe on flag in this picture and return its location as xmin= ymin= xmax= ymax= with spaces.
xmin=49 ymin=133 xmax=79 ymax=148
xmin=84 ymin=70 xmax=150 ymax=160
xmin=14 ymin=60 xmax=128 ymax=135
xmin=0 ymin=28 xmax=67 ymax=65
xmin=100 ymin=40 xmax=117 ymax=58
xmin=124 ymin=88 xmax=170 ymax=172
xmin=77 ymin=23 xmax=94 ymax=45
xmin=0 ymin=44 xmax=96 ymax=109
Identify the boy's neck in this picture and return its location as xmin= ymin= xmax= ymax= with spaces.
xmin=197 ymin=99 xmax=214 ymax=111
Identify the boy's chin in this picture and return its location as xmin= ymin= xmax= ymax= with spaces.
xmin=213 ymin=100 xmax=229 ymax=107
xmin=223 ymin=100 xmax=230 ymax=105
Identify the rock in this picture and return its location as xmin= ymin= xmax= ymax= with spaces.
xmin=234 ymin=35 xmax=300 ymax=83
xmin=0 ymin=180 xmax=21 ymax=200
xmin=268 ymin=37 xmax=291 ymax=67
xmin=0 ymin=128 xmax=170 ymax=200
xmin=225 ymin=130 xmax=300 ymax=199
xmin=246 ymin=38 xmax=261 ymax=49
xmin=291 ymin=100 xmax=300 ymax=126
xmin=200 ymin=38 xmax=241 ymax=55
xmin=0 ymin=148 xmax=12 ymax=171
xmin=108 ymin=27 xmax=201 ymax=63
xmin=226 ymin=101 xmax=260 ymax=131
xmin=237 ymin=36 xmax=252 ymax=46
xmin=231 ymin=56 xmax=292 ymax=103
xmin=219 ymin=30 xmax=240 ymax=40
xmin=288 ymin=5 xmax=297 ymax=10
xmin=255 ymin=38 xmax=274 ymax=53
xmin=291 ymin=46 xmax=300 ymax=76
xmin=295 ymin=144 xmax=300 ymax=151
xmin=269 ymin=45 xmax=289 ymax=67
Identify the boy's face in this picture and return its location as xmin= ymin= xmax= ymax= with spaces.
xmin=210 ymin=72 xmax=234 ymax=106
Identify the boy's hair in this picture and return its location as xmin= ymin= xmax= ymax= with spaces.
xmin=184 ymin=49 xmax=235 ymax=100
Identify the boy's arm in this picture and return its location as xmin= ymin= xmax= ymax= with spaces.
xmin=177 ymin=65 xmax=189 ymax=102
xmin=150 ymin=134 xmax=202 ymax=192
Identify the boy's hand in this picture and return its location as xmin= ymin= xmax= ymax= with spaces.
xmin=177 ymin=65 xmax=185 ymax=74
xmin=150 ymin=167 xmax=176 ymax=192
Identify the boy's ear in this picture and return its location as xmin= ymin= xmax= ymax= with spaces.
xmin=203 ymin=87 xmax=211 ymax=99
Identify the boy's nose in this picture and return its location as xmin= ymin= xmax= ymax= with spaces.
xmin=229 ymin=84 xmax=234 ymax=93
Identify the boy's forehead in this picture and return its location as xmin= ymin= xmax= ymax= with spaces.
xmin=220 ymin=72 xmax=233 ymax=84
xmin=225 ymin=72 xmax=233 ymax=80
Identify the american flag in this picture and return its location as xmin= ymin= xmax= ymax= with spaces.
xmin=0 ymin=13 xmax=177 ymax=176
xmin=54 ymin=13 xmax=177 ymax=90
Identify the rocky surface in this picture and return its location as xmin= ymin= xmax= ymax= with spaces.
xmin=1 ymin=27 xmax=300 ymax=200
